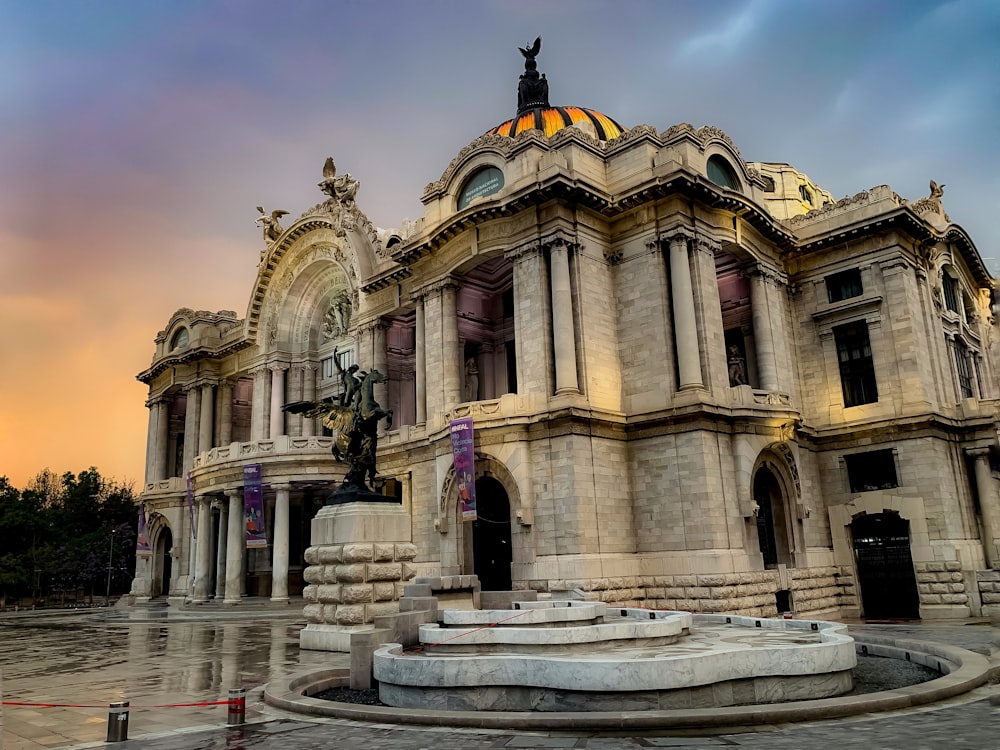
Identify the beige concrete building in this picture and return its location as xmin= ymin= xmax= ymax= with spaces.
xmin=132 ymin=49 xmax=1000 ymax=621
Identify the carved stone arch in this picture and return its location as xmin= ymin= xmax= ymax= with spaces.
xmin=246 ymin=222 xmax=366 ymax=342
xmin=436 ymin=451 xmax=523 ymax=534
xmin=750 ymin=442 xmax=805 ymax=567
xmin=257 ymin=237 xmax=356 ymax=354
xmin=146 ymin=512 xmax=174 ymax=599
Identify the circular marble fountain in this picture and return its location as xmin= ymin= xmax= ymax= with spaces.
xmin=372 ymin=600 xmax=857 ymax=711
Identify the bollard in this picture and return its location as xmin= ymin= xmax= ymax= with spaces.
xmin=106 ymin=701 xmax=129 ymax=742
xmin=227 ymin=687 xmax=246 ymax=725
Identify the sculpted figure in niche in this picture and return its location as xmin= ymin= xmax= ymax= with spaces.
xmin=464 ymin=356 xmax=480 ymax=401
xmin=322 ymin=291 xmax=353 ymax=340
xmin=728 ymin=345 xmax=747 ymax=386
xmin=255 ymin=206 xmax=289 ymax=244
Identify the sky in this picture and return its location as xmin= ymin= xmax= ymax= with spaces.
xmin=1 ymin=0 xmax=998 ymax=490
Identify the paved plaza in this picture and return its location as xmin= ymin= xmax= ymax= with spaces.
xmin=0 ymin=606 xmax=996 ymax=750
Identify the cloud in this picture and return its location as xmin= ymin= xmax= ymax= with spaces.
xmin=676 ymin=0 xmax=772 ymax=59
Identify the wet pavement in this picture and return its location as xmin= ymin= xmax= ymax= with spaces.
xmin=0 ymin=607 xmax=996 ymax=750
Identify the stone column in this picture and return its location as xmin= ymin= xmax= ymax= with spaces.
xmin=224 ymin=489 xmax=244 ymax=603
xmin=969 ymin=448 xmax=1000 ymax=569
xmin=668 ymin=233 xmax=703 ymax=390
xmin=549 ymin=239 xmax=579 ymax=395
xmin=507 ymin=240 xmax=552 ymax=397
xmin=214 ymin=499 xmax=228 ymax=598
xmin=192 ymin=495 xmax=213 ymax=603
xmin=414 ymin=295 xmax=426 ymax=423
xmin=372 ymin=322 xmax=389 ymax=419
xmin=271 ymin=483 xmax=291 ymax=602
xmin=302 ymin=365 xmax=318 ymax=437
xmin=198 ymin=382 xmax=214 ymax=454
xmin=286 ymin=366 xmax=304 ymax=437
xmin=182 ymin=384 xmax=201 ymax=473
xmin=144 ymin=397 xmax=159 ymax=485
xmin=154 ymin=399 xmax=169 ymax=481
xmin=750 ymin=268 xmax=779 ymax=392
xmin=441 ymin=282 xmax=462 ymax=408
xmin=251 ymin=366 xmax=268 ymax=441
xmin=269 ymin=363 xmax=288 ymax=439
xmin=218 ymin=380 xmax=233 ymax=446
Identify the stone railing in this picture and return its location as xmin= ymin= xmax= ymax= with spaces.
xmin=193 ymin=435 xmax=335 ymax=469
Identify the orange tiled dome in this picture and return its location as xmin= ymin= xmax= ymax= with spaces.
xmin=486 ymin=105 xmax=627 ymax=141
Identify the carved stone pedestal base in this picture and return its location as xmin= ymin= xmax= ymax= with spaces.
xmin=300 ymin=501 xmax=417 ymax=652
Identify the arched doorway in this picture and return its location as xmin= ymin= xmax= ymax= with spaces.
xmin=151 ymin=526 xmax=173 ymax=599
xmin=753 ymin=465 xmax=791 ymax=567
xmin=471 ymin=476 xmax=512 ymax=591
xmin=851 ymin=512 xmax=920 ymax=620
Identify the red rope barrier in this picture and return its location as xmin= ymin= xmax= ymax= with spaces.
xmin=3 ymin=698 xmax=240 ymax=709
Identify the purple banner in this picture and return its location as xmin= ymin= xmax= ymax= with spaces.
xmin=186 ymin=472 xmax=197 ymax=540
xmin=243 ymin=464 xmax=267 ymax=548
xmin=136 ymin=501 xmax=151 ymax=557
xmin=449 ymin=417 xmax=477 ymax=521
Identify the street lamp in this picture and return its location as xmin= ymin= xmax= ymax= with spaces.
xmin=105 ymin=528 xmax=116 ymax=607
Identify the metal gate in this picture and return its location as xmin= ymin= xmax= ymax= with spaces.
xmin=851 ymin=513 xmax=920 ymax=620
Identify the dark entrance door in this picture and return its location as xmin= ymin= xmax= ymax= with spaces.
xmin=156 ymin=527 xmax=173 ymax=599
xmin=471 ymin=477 xmax=512 ymax=591
xmin=851 ymin=513 xmax=920 ymax=620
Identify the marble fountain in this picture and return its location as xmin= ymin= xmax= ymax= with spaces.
xmin=372 ymin=600 xmax=857 ymax=711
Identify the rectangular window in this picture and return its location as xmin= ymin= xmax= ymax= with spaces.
xmin=834 ymin=321 xmax=878 ymax=407
xmin=826 ymin=269 xmax=863 ymax=303
xmin=321 ymin=357 xmax=334 ymax=380
xmin=954 ymin=341 xmax=974 ymax=398
xmin=845 ymin=449 xmax=898 ymax=493
xmin=942 ymin=274 xmax=959 ymax=313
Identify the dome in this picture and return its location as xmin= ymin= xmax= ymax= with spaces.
xmin=486 ymin=105 xmax=627 ymax=141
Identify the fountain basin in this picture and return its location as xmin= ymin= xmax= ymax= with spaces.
xmin=373 ymin=608 xmax=857 ymax=711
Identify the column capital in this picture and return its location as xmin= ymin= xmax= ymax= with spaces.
xmin=505 ymin=238 xmax=542 ymax=261
xmin=267 ymin=361 xmax=289 ymax=373
xmin=655 ymin=226 xmax=696 ymax=248
xmin=693 ymin=236 xmax=721 ymax=256
xmin=145 ymin=394 xmax=169 ymax=408
xmin=749 ymin=263 xmax=787 ymax=287
xmin=271 ymin=482 xmax=293 ymax=492
xmin=224 ymin=487 xmax=243 ymax=499
xmin=539 ymin=229 xmax=579 ymax=254
xmin=418 ymin=277 xmax=461 ymax=297
xmin=211 ymin=498 xmax=226 ymax=511
xmin=965 ymin=446 xmax=993 ymax=459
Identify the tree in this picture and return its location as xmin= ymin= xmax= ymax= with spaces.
xmin=0 ymin=469 xmax=138 ymax=608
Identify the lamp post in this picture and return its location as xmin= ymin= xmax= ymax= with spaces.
xmin=105 ymin=528 xmax=116 ymax=607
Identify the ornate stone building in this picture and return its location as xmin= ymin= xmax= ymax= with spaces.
xmin=132 ymin=45 xmax=1000 ymax=620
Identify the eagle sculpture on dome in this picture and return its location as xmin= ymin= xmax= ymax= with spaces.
xmin=519 ymin=36 xmax=541 ymax=61
xmin=318 ymin=156 xmax=360 ymax=204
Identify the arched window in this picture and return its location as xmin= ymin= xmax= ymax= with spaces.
xmin=706 ymin=155 xmax=740 ymax=190
xmin=170 ymin=328 xmax=189 ymax=350
xmin=457 ymin=166 xmax=504 ymax=210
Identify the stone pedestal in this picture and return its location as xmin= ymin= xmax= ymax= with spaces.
xmin=300 ymin=501 xmax=417 ymax=652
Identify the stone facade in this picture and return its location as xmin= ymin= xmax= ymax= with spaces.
xmin=131 ymin=54 xmax=1000 ymax=622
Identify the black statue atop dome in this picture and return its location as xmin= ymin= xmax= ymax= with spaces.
xmin=517 ymin=36 xmax=549 ymax=115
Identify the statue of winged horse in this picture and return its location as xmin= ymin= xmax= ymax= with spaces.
xmin=283 ymin=369 xmax=393 ymax=491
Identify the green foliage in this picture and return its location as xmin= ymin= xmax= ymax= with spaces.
xmin=0 ymin=468 xmax=138 ymax=607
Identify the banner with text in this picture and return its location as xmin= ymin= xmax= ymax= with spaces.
xmin=449 ymin=417 xmax=477 ymax=522
xmin=243 ymin=463 xmax=267 ymax=548
xmin=136 ymin=501 xmax=151 ymax=557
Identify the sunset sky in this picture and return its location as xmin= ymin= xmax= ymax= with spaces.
xmin=2 ymin=0 xmax=998 ymax=490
